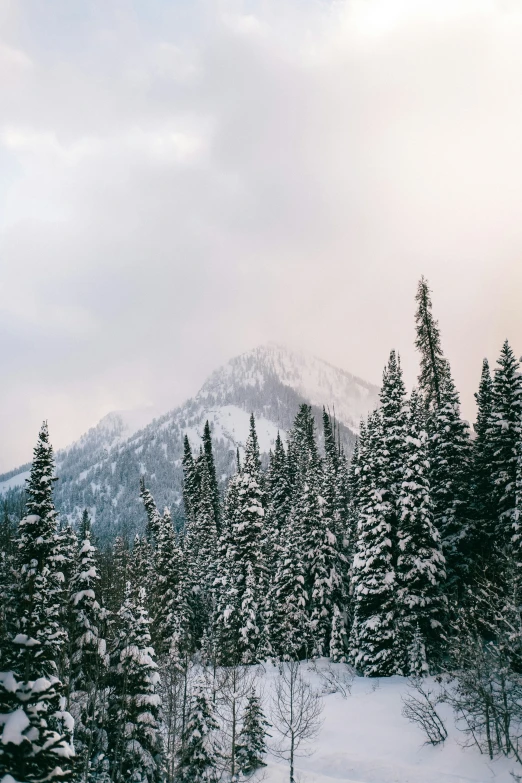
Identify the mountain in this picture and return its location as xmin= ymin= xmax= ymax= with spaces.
xmin=0 ymin=344 xmax=379 ymax=545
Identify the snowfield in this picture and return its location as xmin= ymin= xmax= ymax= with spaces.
xmin=257 ymin=661 xmax=519 ymax=783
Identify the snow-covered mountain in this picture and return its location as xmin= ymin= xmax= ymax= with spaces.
xmin=0 ymin=344 xmax=379 ymax=544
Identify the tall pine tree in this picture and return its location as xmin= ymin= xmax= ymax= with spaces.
xmin=414 ymin=276 xmax=449 ymax=411
xmin=0 ymin=422 xmax=75 ymax=783
xmin=108 ymin=584 xmax=163 ymax=783
xmin=396 ymin=390 xmax=447 ymax=673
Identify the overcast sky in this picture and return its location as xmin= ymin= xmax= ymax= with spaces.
xmin=2 ymin=0 xmax=522 ymax=470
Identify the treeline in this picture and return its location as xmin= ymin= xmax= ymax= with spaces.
xmin=2 ymin=277 xmax=522 ymax=781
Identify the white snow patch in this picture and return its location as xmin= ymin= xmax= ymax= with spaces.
xmin=0 ymin=470 xmax=30 ymax=495
xmin=257 ymin=661 xmax=519 ymax=783
xmin=1 ymin=708 xmax=29 ymax=745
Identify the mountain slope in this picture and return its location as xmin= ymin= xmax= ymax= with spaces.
xmin=0 ymin=344 xmax=379 ymax=545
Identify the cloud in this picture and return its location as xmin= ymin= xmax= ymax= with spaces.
xmin=1 ymin=0 xmax=522 ymax=468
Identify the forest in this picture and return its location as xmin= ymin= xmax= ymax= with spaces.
xmin=1 ymin=277 xmax=522 ymax=782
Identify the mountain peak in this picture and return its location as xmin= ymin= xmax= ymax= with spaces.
xmin=0 ymin=344 xmax=380 ymax=542
xmin=198 ymin=342 xmax=379 ymax=433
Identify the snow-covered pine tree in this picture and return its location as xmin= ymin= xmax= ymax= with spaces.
xmin=202 ymin=420 xmax=221 ymax=533
xmin=0 ymin=506 xmax=16 ymax=666
xmin=213 ymin=468 xmax=242 ymax=666
xmin=55 ymin=522 xmax=79 ymax=681
xmin=105 ymin=535 xmax=130 ymax=617
xmin=140 ymin=477 xmax=162 ymax=547
xmin=182 ymin=435 xmax=199 ymax=525
xmin=176 ymin=682 xmax=219 ymax=783
xmin=488 ymin=342 xmax=522 ymax=552
xmin=151 ymin=506 xmax=183 ymax=657
xmin=346 ymin=428 xmax=362 ymax=569
xmin=429 ymin=370 xmax=472 ymax=592
xmin=414 ymin=276 xmax=449 ymax=411
xmin=268 ymin=507 xmax=309 ymax=661
xmin=413 ymin=278 xmax=472 ymax=592
xmin=396 ymin=389 xmax=447 ymax=673
xmin=0 ymin=422 xmax=75 ymax=782
xmin=108 ymin=583 xmax=163 ymax=783
xmin=349 ymin=411 xmax=399 ymax=676
xmin=470 ymin=359 xmax=497 ymax=573
xmin=379 ymin=351 xmax=408 ymax=501
xmin=231 ymin=414 xmax=266 ymax=663
xmin=14 ymin=422 xmax=68 ymax=675
xmin=69 ymin=523 xmax=109 ymax=781
xmin=287 ymin=406 xmax=324 ymax=658
xmin=236 ymin=688 xmax=270 ymax=775
xmin=264 ymin=433 xmax=291 ymax=578
xmin=130 ymin=533 xmax=154 ymax=605
xmin=349 ymin=353 xmax=409 ymax=675
xmin=262 ymin=434 xmax=292 ymax=658
xmin=308 ymin=409 xmax=348 ymax=659
xmin=286 ymin=404 xmax=316 ymax=496
xmin=183 ymin=458 xmax=219 ymax=648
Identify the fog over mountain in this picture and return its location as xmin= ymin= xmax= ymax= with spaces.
xmin=0 ymin=344 xmax=379 ymax=544
xmin=3 ymin=0 xmax=522 ymax=469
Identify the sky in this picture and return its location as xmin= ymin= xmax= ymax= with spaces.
xmin=2 ymin=0 xmax=522 ymax=471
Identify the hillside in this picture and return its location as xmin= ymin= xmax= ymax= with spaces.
xmin=0 ymin=344 xmax=379 ymax=545
xmin=258 ymin=661 xmax=518 ymax=783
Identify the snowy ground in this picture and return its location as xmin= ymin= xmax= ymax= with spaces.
xmin=257 ymin=660 xmax=520 ymax=783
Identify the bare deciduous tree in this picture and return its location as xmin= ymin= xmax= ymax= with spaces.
xmin=401 ymin=677 xmax=448 ymax=746
xmin=213 ymin=664 xmax=259 ymax=779
xmin=269 ymin=661 xmax=323 ymax=783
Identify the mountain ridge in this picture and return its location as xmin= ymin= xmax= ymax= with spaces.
xmin=0 ymin=344 xmax=380 ymax=544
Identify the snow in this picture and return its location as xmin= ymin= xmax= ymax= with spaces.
xmin=256 ymin=661 xmax=519 ymax=783
xmin=184 ymin=405 xmax=283 ymax=457
xmin=12 ymin=634 xmax=38 ymax=647
xmin=0 ymin=470 xmax=30 ymax=495
xmin=199 ymin=344 xmax=380 ymax=434
xmin=0 ymin=673 xmax=18 ymax=693
xmin=1 ymin=708 xmax=29 ymax=745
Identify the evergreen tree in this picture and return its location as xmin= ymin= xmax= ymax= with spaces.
xmin=69 ymin=527 xmax=107 ymax=693
xmin=140 ymin=477 xmax=161 ymax=547
xmin=0 ymin=507 xmax=16 ymax=666
xmin=108 ymin=584 xmax=163 ymax=783
xmin=217 ymin=414 xmax=266 ymax=664
xmin=269 ymin=509 xmax=309 ymax=661
xmin=414 ymin=276 xmax=449 ymax=410
xmin=470 ymin=359 xmax=497 ymax=570
xmin=183 ymin=459 xmax=219 ymax=648
xmin=287 ymin=406 xmax=323 ymax=658
xmin=105 ymin=535 xmax=130 ymax=617
xmin=349 ymin=411 xmax=399 ymax=676
xmin=396 ymin=390 xmax=447 ymax=672
xmin=0 ymin=422 xmax=75 ymax=783
xmin=264 ymin=433 xmax=291 ymax=572
xmin=151 ymin=507 xmax=183 ymax=657
xmin=55 ymin=522 xmax=79 ymax=680
xmin=306 ymin=409 xmax=348 ymax=659
xmin=13 ymin=422 xmax=68 ymax=675
xmin=80 ymin=508 xmax=91 ymax=541
xmin=236 ymin=688 xmax=270 ymax=775
xmin=262 ymin=434 xmax=291 ymax=657
xmin=429 ymin=371 xmax=472 ymax=590
xmin=0 ymin=671 xmax=75 ymax=783
xmin=69 ymin=525 xmax=109 ymax=782
xmin=130 ymin=534 xmax=154 ymax=603
xmin=488 ymin=341 xmax=522 ymax=550
xmin=182 ymin=435 xmax=198 ymax=524
xmin=213 ymin=470 xmax=242 ymax=665
xmin=176 ymin=683 xmax=219 ymax=783
xmin=202 ymin=420 xmax=221 ymax=532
